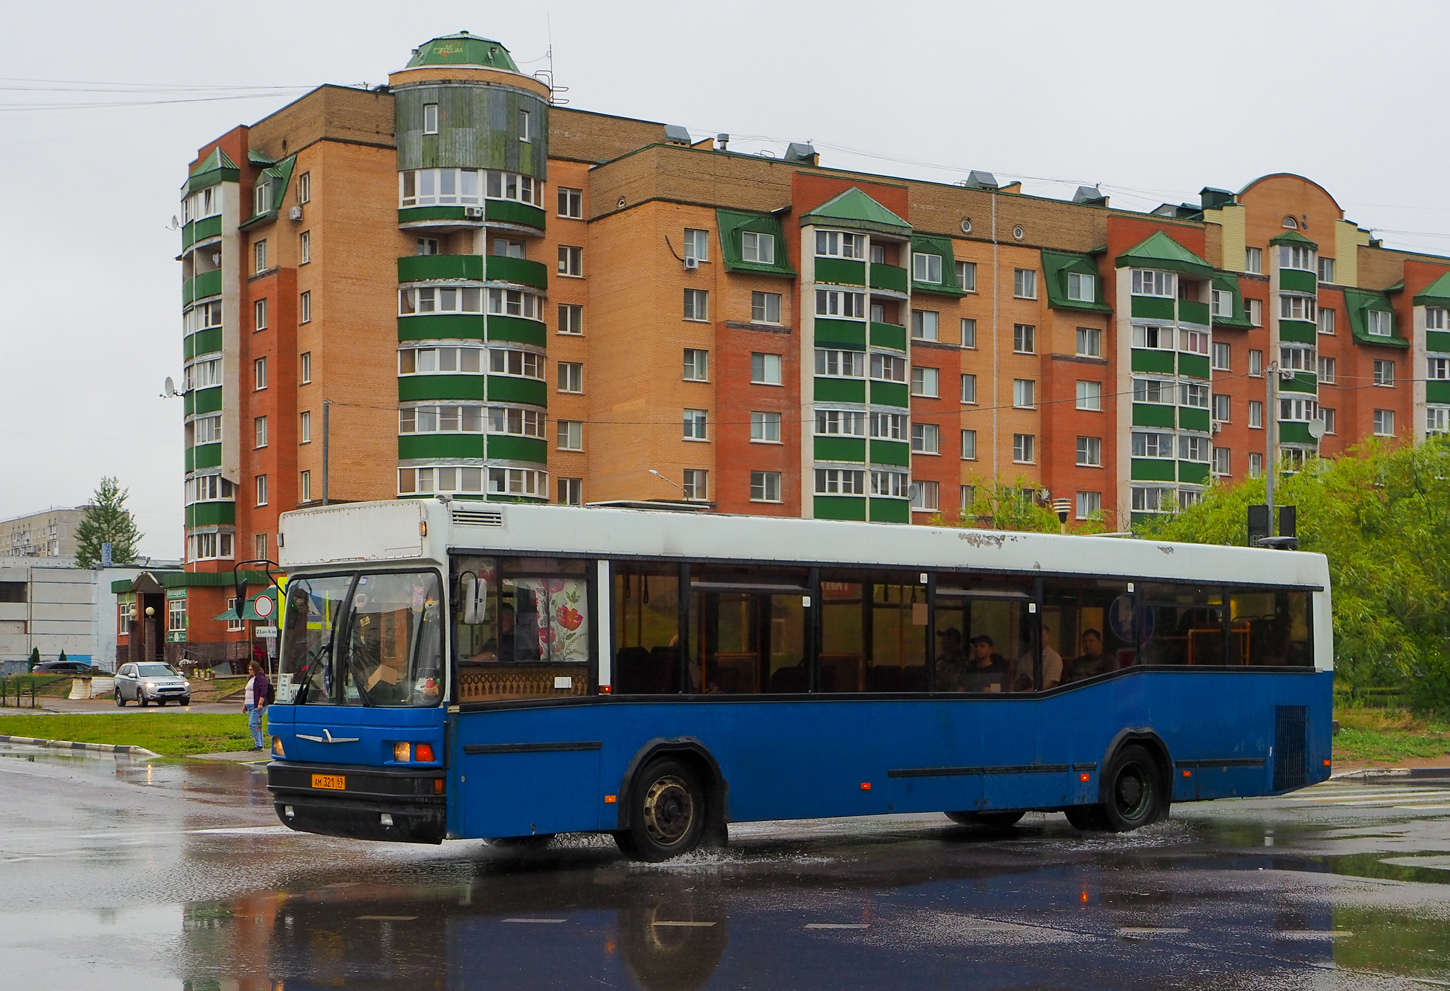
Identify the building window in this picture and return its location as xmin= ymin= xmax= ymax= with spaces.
xmin=912 ymin=366 xmax=940 ymax=398
xmin=957 ymin=371 xmax=980 ymax=403
xmin=1367 ymin=310 xmax=1393 ymax=337
xmin=517 ymin=108 xmax=531 ymax=142
xmin=299 ymin=290 xmax=311 ymax=324
xmin=558 ymin=245 xmax=583 ymax=277
xmin=255 ymin=475 xmax=268 ymax=507
xmin=910 ymin=480 xmax=939 ymax=512
xmin=416 ymin=237 xmax=440 ymax=256
xmin=1426 ymin=407 xmax=1450 ymax=435
xmin=399 ymin=406 xmax=486 ymax=435
xmin=299 ymin=469 xmax=312 ymax=503
xmin=1131 ymin=324 xmax=1174 ymax=350
xmin=254 ymin=416 xmax=268 ymax=449
xmin=1428 ymin=356 xmax=1450 ymax=380
xmin=1280 ymin=295 xmax=1317 ymax=321
xmin=1246 ymin=298 xmax=1263 ymax=326
xmin=1279 ymin=244 xmax=1315 ymax=271
xmin=817 ymin=410 xmax=867 ymax=436
xmin=558 ymin=478 xmax=583 ymax=505
xmin=1076 ymin=380 xmax=1102 ymax=411
xmin=300 ymin=351 xmax=312 ymax=384
xmin=815 ymin=289 xmax=866 ymax=318
xmin=815 ymin=468 xmax=866 ymax=495
xmin=683 ymin=228 xmax=709 ymax=263
xmin=1131 ymin=269 xmax=1175 ymax=297
xmin=1427 ymin=307 xmax=1449 ymax=331
xmin=911 ymin=310 xmax=939 ymax=341
xmin=1067 ymin=272 xmax=1096 ymax=302
xmin=1013 ymin=324 xmax=1035 ymax=354
xmin=1211 ymin=289 xmax=1233 ymax=318
xmin=960 ymin=429 xmax=977 ymax=460
xmin=681 ymin=470 xmax=708 ymax=501
xmin=1076 ymin=326 xmax=1101 ymax=357
xmin=254 ymin=357 xmax=267 ymax=390
xmin=1212 ymin=447 xmax=1231 ymax=476
xmin=1133 ymin=378 xmax=1174 ymax=404
xmin=751 ymin=411 xmax=781 ymax=443
xmin=557 ymin=361 xmax=584 ymax=393
xmin=741 ymin=231 xmax=775 ymax=264
xmin=1076 ymin=436 xmax=1102 ymax=467
xmin=254 ymin=299 xmax=268 ymax=332
xmin=1179 ymin=435 xmax=1210 ymax=462
xmin=1249 ymin=400 xmax=1263 ymax=429
xmin=558 ymin=303 xmax=583 ymax=335
xmin=299 ymin=410 xmax=311 ymax=444
xmin=1374 ymin=409 xmax=1395 ymax=436
xmin=254 ymin=240 xmax=267 ymax=273
xmin=1280 ymin=345 xmax=1317 ymax=373
xmin=1132 ymin=432 xmax=1174 ymax=459
xmin=299 ymin=230 xmax=311 ymax=265
xmin=422 ymin=103 xmax=438 ymax=134
xmin=1321 ymin=407 xmax=1337 ymax=434
xmin=1182 ymin=382 xmax=1209 ymax=408
xmin=751 ymin=353 xmax=783 ymax=386
xmin=815 ymin=349 xmax=863 ymax=378
xmin=870 ymin=353 xmax=907 ymax=383
xmin=1248 ymin=349 xmax=1264 ymax=376
xmin=1247 ymin=452 xmax=1263 ymax=478
xmin=911 ymin=423 xmax=940 ymax=455
xmin=1313 ymin=307 xmax=1336 ymax=338
xmin=1075 ymin=491 xmax=1101 ymax=520
xmin=1212 ymin=393 xmax=1230 ymax=421
xmin=294 ymin=171 xmax=310 ymax=204
xmin=165 ymin=596 xmax=187 ymax=635
xmin=1245 ymin=246 xmax=1262 ymax=274
xmin=551 ymin=419 xmax=582 ymax=451
xmin=869 ymin=412 xmax=906 ymax=440
xmin=1012 ymin=433 xmax=1035 ymax=464
xmin=683 ymin=289 xmax=709 ymax=322
xmin=912 ymin=252 xmax=943 ymax=284
xmin=752 ymin=292 xmax=782 ymax=324
xmin=1012 ymin=378 xmax=1035 ymax=408
xmin=1013 ymin=268 xmax=1037 ymax=299
xmin=957 ymin=261 xmax=977 ymax=292
xmin=1131 ymin=487 xmax=1173 ymax=513
xmin=750 ymin=471 xmax=782 ymax=503
xmin=682 ymin=348 xmax=709 ymax=382
xmin=870 ymin=470 xmax=909 ymax=498
xmin=961 ymin=318 xmax=978 ymax=349
xmin=682 ymin=409 xmax=708 ymax=441
xmin=191 ymin=414 xmax=222 ymax=445
xmin=1318 ymin=257 xmax=1336 ymax=283
xmin=223 ymin=596 xmax=244 ymax=631
xmin=1373 ymin=359 xmax=1395 ymax=386
xmin=558 ymin=187 xmax=582 ymax=219
xmin=399 ymin=346 xmax=486 ymax=375
xmin=815 ymin=230 xmax=865 ymax=258
xmin=960 ymin=485 xmax=977 ymax=516
xmin=1212 ymin=342 xmax=1231 ymax=370
xmin=492 ymin=238 xmax=525 ymax=259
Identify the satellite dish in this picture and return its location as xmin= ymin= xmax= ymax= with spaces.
xmin=1307 ymin=417 xmax=1327 ymax=439
xmin=163 ymin=377 xmax=176 ymax=398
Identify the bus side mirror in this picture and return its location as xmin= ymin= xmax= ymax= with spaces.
xmin=461 ymin=574 xmax=489 ymax=625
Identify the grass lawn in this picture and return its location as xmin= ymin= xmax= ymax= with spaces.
xmin=0 ymin=713 xmax=255 ymax=757
xmin=1333 ymin=706 xmax=1450 ymax=765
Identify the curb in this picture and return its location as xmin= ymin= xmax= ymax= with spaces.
xmin=1330 ymin=767 xmax=1450 ymax=782
xmin=0 ymin=734 xmax=159 ymax=758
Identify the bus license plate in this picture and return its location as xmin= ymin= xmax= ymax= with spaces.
xmin=311 ymin=773 xmax=346 ymax=791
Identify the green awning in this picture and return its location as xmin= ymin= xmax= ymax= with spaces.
xmin=801 ymin=187 xmax=911 ymax=236
xmin=1414 ymin=272 xmax=1450 ymax=307
xmin=1041 ymin=249 xmax=1112 ymax=312
xmin=1114 ymin=231 xmax=1213 ymax=279
xmin=1342 ymin=287 xmax=1409 ymax=348
xmin=1210 ymin=272 xmax=1254 ymax=329
xmin=1269 ymin=229 xmax=1318 ymax=249
xmin=716 ymin=208 xmax=797 ymax=277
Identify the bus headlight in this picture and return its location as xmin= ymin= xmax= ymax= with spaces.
xmin=271 ymin=736 xmax=286 ymax=757
xmin=393 ymin=742 xmax=411 ymax=763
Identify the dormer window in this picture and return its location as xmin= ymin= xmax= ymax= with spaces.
xmin=1282 ymin=216 xmax=1299 ymax=229
xmin=1279 ymin=244 xmax=1315 ymax=271
xmin=1130 ymin=269 xmax=1175 ymax=297
xmin=1067 ymin=272 xmax=1096 ymax=302
xmin=742 ymin=231 xmax=775 ymax=264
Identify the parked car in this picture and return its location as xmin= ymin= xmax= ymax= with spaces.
xmin=33 ymin=660 xmax=95 ymax=675
xmin=114 ymin=662 xmax=192 ymax=706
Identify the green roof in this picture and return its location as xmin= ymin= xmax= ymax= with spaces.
xmin=1415 ymin=272 xmax=1450 ymax=307
xmin=801 ymin=188 xmax=911 ymax=236
xmin=1342 ymin=287 xmax=1409 ymax=348
xmin=241 ymin=155 xmax=297 ymax=229
xmin=1114 ymin=231 xmax=1213 ymax=279
xmin=716 ymin=209 xmax=797 ymax=278
xmin=406 ymin=33 xmax=519 ymax=71
xmin=1041 ymin=250 xmax=1111 ymax=313
xmin=110 ymin=570 xmax=268 ymax=594
xmin=1270 ymin=229 xmax=1318 ymax=249
xmin=910 ymin=234 xmax=966 ymax=296
xmin=1209 ymin=272 xmax=1254 ymax=329
xmin=187 ymin=147 xmax=239 ymax=194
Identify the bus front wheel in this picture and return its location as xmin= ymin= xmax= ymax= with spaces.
xmin=620 ymin=758 xmax=706 ymax=862
xmin=1099 ymin=744 xmax=1168 ymax=831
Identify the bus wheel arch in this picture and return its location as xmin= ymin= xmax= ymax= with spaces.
xmin=1094 ymin=730 xmax=1172 ymax=831
xmin=615 ymin=738 xmax=728 ymax=860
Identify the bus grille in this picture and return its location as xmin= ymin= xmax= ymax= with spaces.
xmin=1273 ymin=706 xmax=1307 ymax=791
xmin=452 ymin=508 xmax=504 ymax=527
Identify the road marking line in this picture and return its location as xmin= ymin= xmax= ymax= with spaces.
xmin=651 ymin=921 xmax=717 ymax=928
xmin=503 ymin=918 xmax=566 ymax=924
xmin=805 ymin=923 xmax=869 ymax=929
xmin=1116 ymin=927 xmax=1189 ymax=936
xmin=1276 ymin=930 xmax=1354 ymax=939
xmin=356 ymin=915 xmax=418 ymax=921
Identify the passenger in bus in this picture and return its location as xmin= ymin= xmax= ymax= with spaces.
xmin=1064 ymin=629 xmax=1114 ymax=683
xmin=960 ymin=635 xmax=1007 ymax=693
xmin=468 ymin=603 xmax=536 ymax=662
xmin=1010 ymin=624 xmax=1062 ymax=692
xmin=934 ymin=629 xmax=968 ymax=690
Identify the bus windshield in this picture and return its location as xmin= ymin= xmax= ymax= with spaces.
xmin=278 ymin=570 xmax=444 ymax=707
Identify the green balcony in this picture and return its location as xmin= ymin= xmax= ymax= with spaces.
xmin=487 ymin=376 xmax=547 ymax=407
xmin=1178 ymin=462 xmax=1210 ymax=484
xmin=814 ymin=377 xmax=866 ymax=403
xmin=814 ymin=437 xmax=866 ymax=463
xmin=1131 ymin=349 xmax=1175 ymax=374
xmin=186 ymin=443 xmax=222 ymax=472
xmin=186 ymin=386 xmax=222 ymax=417
xmin=869 ymin=498 xmax=910 ymax=524
xmin=1280 ymin=320 xmax=1317 ymax=345
xmin=870 ymin=381 xmax=910 ymax=408
xmin=185 ymin=501 xmax=234 ymax=528
xmin=486 ymin=200 xmax=546 ymax=231
xmin=1178 ymin=353 xmax=1211 ymax=380
xmin=185 ymin=328 xmax=222 ymax=360
xmin=869 ymin=439 xmax=910 ymax=467
xmin=1427 ymin=331 xmax=1450 ymax=354
xmin=487 ymin=434 xmax=548 ymax=463
xmin=814 ymin=318 xmax=867 ymax=350
xmin=398 ymin=254 xmax=483 ymax=282
xmin=869 ymin=322 xmax=907 ymax=352
xmin=1281 ymin=372 xmax=1317 ymax=394
xmin=1179 ymin=299 xmax=1210 ymax=326
xmin=1133 ymin=403 xmax=1176 ymax=428
xmin=1280 ymin=269 xmax=1317 ymax=295
xmin=183 ymin=269 xmax=222 ymax=306
xmin=486 ymin=315 xmax=546 ymax=347
xmin=814 ymin=495 xmax=867 ymax=521
xmin=397 ymin=314 xmax=485 ymax=343
xmin=398 ymin=375 xmax=487 ymax=402
xmin=815 ymin=257 xmax=866 ymax=287
xmin=1131 ymin=458 xmax=1176 ymax=482
xmin=1179 ymin=407 xmax=1210 ymax=432
xmin=1279 ymin=422 xmax=1318 ymax=446
xmin=398 ymin=434 xmax=484 ymax=460
xmin=1428 ymin=381 xmax=1450 ymax=405
xmin=486 ymin=254 xmax=549 ymax=290
xmin=868 ymin=264 xmax=908 ymax=294
xmin=182 ymin=215 xmax=222 ymax=251
xmin=1130 ymin=296 xmax=1175 ymax=320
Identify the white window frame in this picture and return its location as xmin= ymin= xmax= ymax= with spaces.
xmin=750 ymin=471 xmax=782 ymax=504
xmin=1245 ymin=246 xmax=1263 ymax=274
xmin=1373 ymin=359 xmax=1395 ymax=387
xmin=1012 ymin=433 xmax=1036 ymax=464
xmin=681 ymin=469 xmax=708 ymax=501
xmin=960 ymin=429 xmax=977 ymax=461
xmin=683 ymin=348 xmax=709 ymax=382
xmin=557 ymin=187 xmax=583 ymax=219
xmin=961 ymin=318 xmax=978 ymax=349
xmin=1067 ymin=272 xmax=1096 ymax=302
xmin=911 ymin=422 xmax=940 ymax=455
xmin=1367 ymin=309 xmax=1392 ymax=337
xmin=1075 ymin=436 xmax=1102 ymax=467
xmin=558 ymin=303 xmax=584 ymax=335
xmin=254 ymin=416 xmax=268 ymax=449
xmin=682 ymin=409 xmax=709 ymax=441
xmin=912 ymin=252 xmax=943 ymax=284
xmin=815 ymin=230 xmax=865 ymax=259
xmin=1075 ymin=380 xmax=1102 ymax=411
xmin=422 ymin=103 xmax=438 ymax=134
xmin=299 ymin=230 xmax=311 ymax=265
xmin=814 ymin=349 xmax=864 ymax=378
xmin=1075 ymin=491 xmax=1101 ymax=520
xmin=558 ymin=420 xmax=584 ymax=451
xmin=910 ymin=480 xmax=939 ymax=512
xmin=957 ymin=261 xmax=977 ymax=293
xmin=1012 ymin=378 xmax=1035 ymax=409
xmin=815 ymin=289 xmax=866 ymax=319
xmin=1249 ymin=400 xmax=1264 ymax=429
xmin=1013 ymin=324 xmax=1036 ymax=354
xmin=912 ymin=366 xmax=940 ymax=398
xmin=911 ymin=310 xmax=939 ymax=341
xmin=1130 ymin=269 xmax=1175 ymax=297
xmin=253 ymin=357 xmax=267 ymax=390
xmin=683 ymin=228 xmax=710 ymax=263
xmin=751 ymin=352 xmax=783 ymax=386
xmin=299 ymin=290 xmax=311 ymax=324
xmin=683 ymin=288 xmax=709 ymax=322
xmin=1075 ymin=326 xmax=1102 ymax=357
xmin=255 ymin=474 xmax=268 ymax=507
xmin=557 ymin=361 xmax=584 ymax=393
xmin=742 ymin=231 xmax=776 ymax=264
xmin=1374 ymin=409 xmax=1395 ymax=437
xmin=750 ymin=411 xmax=782 ymax=443
xmin=300 ymin=409 xmax=311 ymax=444
xmin=1212 ymin=342 xmax=1231 ymax=370
xmin=1013 ymin=268 xmax=1037 ymax=299
xmin=751 ymin=291 xmax=782 ymax=324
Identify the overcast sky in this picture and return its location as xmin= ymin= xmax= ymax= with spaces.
xmin=4 ymin=0 xmax=1449 ymax=559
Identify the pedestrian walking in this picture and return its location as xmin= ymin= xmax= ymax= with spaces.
xmin=244 ymin=660 xmax=271 ymax=752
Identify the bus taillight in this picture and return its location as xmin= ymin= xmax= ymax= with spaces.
xmin=416 ymin=743 xmax=435 ymax=762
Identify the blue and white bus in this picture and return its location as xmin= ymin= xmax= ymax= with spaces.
xmin=265 ymin=499 xmax=1332 ymax=860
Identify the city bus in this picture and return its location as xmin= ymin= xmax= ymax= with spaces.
xmin=264 ymin=499 xmax=1333 ymax=860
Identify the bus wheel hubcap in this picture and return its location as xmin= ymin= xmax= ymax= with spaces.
xmin=1116 ymin=770 xmax=1146 ymax=817
xmin=643 ymin=775 xmax=694 ymax=846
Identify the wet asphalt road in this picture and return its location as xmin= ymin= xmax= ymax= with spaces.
xmin=2 ymin=749 xmax=1449 ymax=991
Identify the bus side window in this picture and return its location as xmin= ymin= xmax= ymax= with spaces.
xmin=1139 ymin=583 xmax=1228 ymax=667
xmin=688 ymin=565 xmax=807 ymax=694
xmin=1231 ymin=589 xmax=1312 ymax=666
xmin=933 ymin=575 xmax=1032 ymax=694
xmin=613 ymin=565 xmax=682 ymax=694
xmin=820 ymin=571 xmax=928 ymax=693
xmin=1045 ymin=577 xmax=1134 ymax=687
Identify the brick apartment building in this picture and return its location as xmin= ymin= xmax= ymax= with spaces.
xmin=147 ymin=31 xmax=1450 ymax=662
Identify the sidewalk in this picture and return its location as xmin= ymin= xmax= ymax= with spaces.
xmin=0 ymin=697 xmax=240 ymax=716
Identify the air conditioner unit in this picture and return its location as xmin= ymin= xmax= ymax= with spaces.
xmin=1212 ymin=420 xmax=1223 ymax=434
xmin=683 ymin=256 xmax=699 ymax=271
xmin=289 ymin=206 xmax=303 ymax=221
xmin=464 ymin=206 xmax=485 ymax=219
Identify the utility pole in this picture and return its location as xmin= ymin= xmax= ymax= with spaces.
xmin=1265 ymin=361 xmax=1279 ymax=537
xmin=321 ymin=399 xmax=331 ymax=506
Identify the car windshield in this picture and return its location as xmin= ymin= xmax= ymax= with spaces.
xmin=136 ymin=664 xmax=179 ymax=677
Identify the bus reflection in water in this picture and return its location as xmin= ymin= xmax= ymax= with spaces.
xmin=265 ymin=501 xmax=1332 ymax=860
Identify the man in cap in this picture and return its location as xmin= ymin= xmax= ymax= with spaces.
xmin=961 ymin=634 xmax=1007 ymax=693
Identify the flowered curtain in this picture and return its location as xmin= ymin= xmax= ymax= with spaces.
xmin=513 ymin=578 xmax=589 ymax=663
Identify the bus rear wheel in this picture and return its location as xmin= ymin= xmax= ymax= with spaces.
xmin=620 ymin=758 xmax=706 ymax=862
xmin=945 ymin=810 xmax=1026 ymax=829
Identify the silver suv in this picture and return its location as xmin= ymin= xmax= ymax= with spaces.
xmin=114 ymin=662 xmax=192 ymax=706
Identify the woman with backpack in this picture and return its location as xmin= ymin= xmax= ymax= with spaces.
xmin=244 ymin=660 xmax=271 ymax=752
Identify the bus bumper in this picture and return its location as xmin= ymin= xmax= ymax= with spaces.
xmin=267 ymin=761 xmax=447 ymax=844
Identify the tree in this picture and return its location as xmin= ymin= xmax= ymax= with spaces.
xmin=29 ymin=647 xmax=40 ymax=671
xmin=74 ymin=477 xmax=143 ymax=570
xmin=932 ymin=478 xmax=1103 ymax=535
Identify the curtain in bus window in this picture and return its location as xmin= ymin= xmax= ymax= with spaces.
xmin=613 ymin=566 xmax=682 ymax=694
xmin=277 ymin=573 xmax=352 ymax=703
xmin=1137 ymin=583 xmax=1228 ymax=667
xmin=1230 ymin=589 xmax=1312 ymax=666
xmin=933 ymin=576 xmax=1031 ymax=693
xmin=819 ymin=572 xmax=927 ymax=692
xmin=338 ymin=571 xmax=444 ymax=707
xmin=1044 ymin=577 xmax=1135 ymax=686
xmin=689 ymin=567 xmax=806 ymax=693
